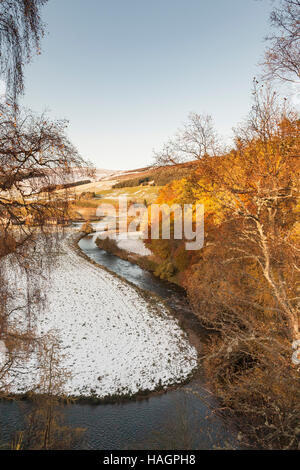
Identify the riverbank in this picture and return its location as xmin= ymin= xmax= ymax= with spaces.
xmin=1 ymin=231 xmax=239 ymax=451
xmin=4 ymin=231 xmax=198 ymax=403
xmin=78 ymin=232 xmax=209 ymax=363
xmin=94 ymin=234 xmax=183 ymax=286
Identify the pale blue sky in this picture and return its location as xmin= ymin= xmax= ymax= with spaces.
xmin=21 ymin=0 xmax=272 ymax=169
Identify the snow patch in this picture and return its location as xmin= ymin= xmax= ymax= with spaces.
xmin=5 ymin=236 xmax=197 ymax=398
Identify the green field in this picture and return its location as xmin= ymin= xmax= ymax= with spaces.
xmin=95 ymin=186 xmax=161 ymax=204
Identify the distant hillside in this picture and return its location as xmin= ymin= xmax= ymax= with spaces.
xmin=112 ymin=161 xmax=198 ymax=188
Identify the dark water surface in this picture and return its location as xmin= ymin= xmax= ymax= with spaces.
xmin=0 ymin=234 xmax=237 ymax=449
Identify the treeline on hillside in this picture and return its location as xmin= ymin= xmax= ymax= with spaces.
xmin=146 ymin=87 xmax=300 ymax=449
xmin=41 ymin=179 xmax=91 ymax=193
xmin=113 ymin=162 xmax=197 ymax=188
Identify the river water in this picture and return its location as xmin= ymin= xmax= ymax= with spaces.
xmin=0 ymin=234 xmax=237 ymax=449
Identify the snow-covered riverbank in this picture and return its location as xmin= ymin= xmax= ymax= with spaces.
xmin=5 ymin=234 xmax=198 ymax=399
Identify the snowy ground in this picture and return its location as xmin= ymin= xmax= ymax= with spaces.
xmin=91 ymin=219 xmax=152 ymax=256
xmin=94 ymin=230 xmax=152 ymax=256
xmin=116 ymin=235 xmax=152 ymax=256
xmin=5 ymin=235 xmax=197 ymax=399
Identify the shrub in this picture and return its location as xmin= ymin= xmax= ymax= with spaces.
xmin=80 ymin=222 xmax=94 ymax=234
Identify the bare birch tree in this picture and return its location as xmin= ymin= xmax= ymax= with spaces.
xmin=0 ymin=99 xmax=91 ymax=395
xmin=263 ymin=0 xmax=300 ymax=83
xmin=154 ymin=112 xmax=221 ymax=166
xmin=0 ymin=0 xmax=48 ymax=101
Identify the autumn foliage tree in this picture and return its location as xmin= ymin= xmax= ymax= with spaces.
xmin=188 ymin=87 xmax=299 ymax=341
xmin=151 ymin=87 xmax=300 ymax=448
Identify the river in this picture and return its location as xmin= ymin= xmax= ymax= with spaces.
xmin=0 ymin=234 xmax=237 ymax=450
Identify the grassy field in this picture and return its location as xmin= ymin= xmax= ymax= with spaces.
xmin=96 ymin=186 xmax=160 ymax=203
xmin=52 ymin=162 xmax=193 ymax=221
xmin=71 ymin=186 xmax=161 ymax=220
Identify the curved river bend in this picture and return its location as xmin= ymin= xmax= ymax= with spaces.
xmin=0 ymin=234 xmax=237 ymax=449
